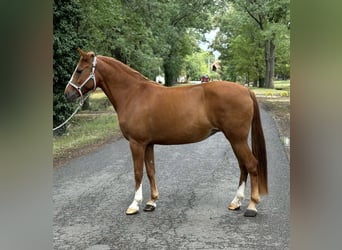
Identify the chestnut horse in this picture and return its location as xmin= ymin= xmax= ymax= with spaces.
xmin=64 ymin=49 xmax=267 ymax=217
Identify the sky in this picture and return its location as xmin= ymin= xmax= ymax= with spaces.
xmin=198 ymin=28 xmax=221 ymax=60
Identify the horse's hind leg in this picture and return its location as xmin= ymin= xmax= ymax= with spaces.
xmin=228 ymin=161 xmax=248 ymax=210
xmin=143 ymin=144 xmax=159 ymax=212
xmin=230 ymin=141 xmax=260 ymax=217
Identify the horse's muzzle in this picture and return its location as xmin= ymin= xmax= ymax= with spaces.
xmin=64 ymin=91 xmax=78 ymax=103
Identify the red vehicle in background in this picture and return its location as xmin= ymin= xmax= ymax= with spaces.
xmin=200 ymin=75 xmax=210 ymax=83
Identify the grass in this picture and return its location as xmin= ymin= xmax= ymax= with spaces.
xmin=88 ymin=90 xmax=112 ymax=111
xmin=255 ymin=80 xmax=290 ymax=159
xmin=249 ymin=80 xmax=290 ymax=96
xmin=53 ymin=113 xmax=120 ymax=158
xmin=53 ymin=90 xmax=120 ymax=164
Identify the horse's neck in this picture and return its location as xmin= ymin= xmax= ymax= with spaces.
xmin=100 ymin=56 xmax=148 ymax=82
xmin=97 ymin=56 xmax=144 ymax=113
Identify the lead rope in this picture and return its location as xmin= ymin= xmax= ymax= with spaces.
xmin=52 ymin=94 xmax=90 ymax=131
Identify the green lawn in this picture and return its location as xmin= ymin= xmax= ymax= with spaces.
xmin=53 ymin=90 xmax=120 ymax=160
xmin=53 ymin=113 xmax=120 ymax=158
xmin=250 ymin=80 xmax=290 ymax=97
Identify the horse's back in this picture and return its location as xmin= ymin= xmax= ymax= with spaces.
xmin=202 ymin=81 xmax=251 ymax=101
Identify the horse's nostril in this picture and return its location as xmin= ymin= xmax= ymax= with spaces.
xmin=64 ymin=92 xmax=71 ymax=101
xmin=64 ymin=92 xmax=76 ymax=102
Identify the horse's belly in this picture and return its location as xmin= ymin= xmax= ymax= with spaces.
xmin=151 ymin=126 xmax=219 ymax=145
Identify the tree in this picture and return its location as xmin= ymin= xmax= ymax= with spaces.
xmin=231 ymin=0 xmax=290 ymax=88
xmin=161 ymin=0 xmax=219 ymax=86
xmin=212 ymin=5 xmax=264 ymax=84
xmin=184 ymin=50 xmax=218 ymax=81
xmin=76 ymin=0 xmax=221 ymax=86
xmin=275 ymin=30 xmax=290 ymax=79
xmin=76 ymin=0 xmax=164 ymax=79
xmin=163 ymin=31 xmax=196 ymax=85
xmin=184 ymin=51 xmax=210 ymax=81
xmin=53 ymin=0 xmax=85 ymax=134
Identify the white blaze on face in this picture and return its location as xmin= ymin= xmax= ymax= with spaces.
xmin=231 ymin=181 xmax=246 ymax=207
xmin=128 ymin=184 xmax=143 ymax=210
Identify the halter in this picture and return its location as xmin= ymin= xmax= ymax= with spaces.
xmin=67 ymin=56 xmax=97 ymax=105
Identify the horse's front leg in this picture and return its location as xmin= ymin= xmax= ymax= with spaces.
xmin=143 ymin=144 xmax=159 ymax=212
xmin=126 ymin=141 xmax=145 ymax=215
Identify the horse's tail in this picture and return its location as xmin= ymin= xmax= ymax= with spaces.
xmin=249 ymin=90 xmax=268 ymax=195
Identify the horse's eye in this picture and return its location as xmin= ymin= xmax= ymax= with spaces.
xmin=76 ymin=69 xmax=82 ymax=74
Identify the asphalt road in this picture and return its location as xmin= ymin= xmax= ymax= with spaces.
xmin=53 ymin=108 xmax=290 ymax=250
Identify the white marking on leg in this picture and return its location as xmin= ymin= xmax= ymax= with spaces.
xmin=231 ymin=181 xmax=246 ymax=207
xmin=146 ymin=199 xmax=157 ymax=208
xmin=128 ymin=184 xmax=143 ymax=211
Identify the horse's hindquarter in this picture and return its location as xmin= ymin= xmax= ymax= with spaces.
xmin=205 ymin=82 xmax=254 ymax=145
xmin=203 ymin=82 xmax=253 ymax=127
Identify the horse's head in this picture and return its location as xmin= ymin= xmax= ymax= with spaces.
xmin=64 ymin=48 xmax=97 ymax=104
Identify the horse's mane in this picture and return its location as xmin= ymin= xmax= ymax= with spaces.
xmin=99 ymin=55 xmax=155 ymax=83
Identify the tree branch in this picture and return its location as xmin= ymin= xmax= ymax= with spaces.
xmin=243 ymin=5 xmax=263 ymax=30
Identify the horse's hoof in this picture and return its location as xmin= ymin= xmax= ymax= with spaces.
xmin=228 ymin=203 xmax=241 ymax=210
xmin=126 ymin=207 xmax=139 ymax=215
xmin=143 ymin=204 xmax=156 ymax=212
xmin=244 ymin=209 xmax=257 ymax=217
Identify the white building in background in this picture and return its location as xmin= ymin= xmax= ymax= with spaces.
xmin=177 ymin=76 xmax=186 ymax=83
xmin=155 ymin=75 xmax=165 ymax=84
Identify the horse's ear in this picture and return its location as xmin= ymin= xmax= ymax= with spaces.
xmin=89 ymin=51 xmax=95 ymax=58
xmin=77 ymin=48 xmax=86 ymax=57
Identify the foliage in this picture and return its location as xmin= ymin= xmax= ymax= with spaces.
xmin=76 ymin=0 xmax=220 ymax=84
xmin=53 ymin=90 xmax=120 ymax=161
xmin=213 ymin=5 xmax=264 ymax=83
xmin=53 ymin=0 xmax=85 ymax=134
xmin=77 ymin=0 xmax=162 ymax=79
xmin=183 ymin=51 xmax=216 ymax=81
xmin=275 ymin=30 xmax=290 ymax=79
xmin=53 ymin=113 xmax=120 ymax=159
xmin=213 ymin=0 xmax=290 ymax=87
xmin=161 ymin=0 xmax=217 ymax=85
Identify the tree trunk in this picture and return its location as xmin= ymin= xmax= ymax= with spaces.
xmin=255 ymin=55 xmax=264 ymax=88
xmin=253 ymin=80 xmax=258 ymax=87
xmin=163 ymin=53 xmax=179 ymax=87
xmin=259 ymin=76 xmax=265 ymax=88
xmin=264 ymin=39 xmax=275 ymax=89
xmin=164 ymin=71 xmax=177 ymax=86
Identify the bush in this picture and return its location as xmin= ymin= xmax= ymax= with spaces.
xmin=53 ymin=0 xmax=84 ymax=135
xmin=53 ymin=92 xmax=77 ymax=135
